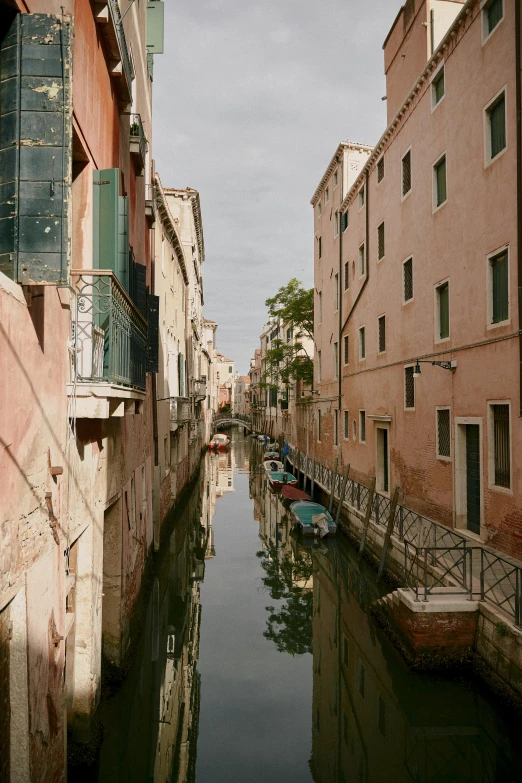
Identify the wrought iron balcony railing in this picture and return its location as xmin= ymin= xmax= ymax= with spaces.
xmin=191 ymin=376 xmax=207 ymax=401
xmin=130 ymin=113 xmax=148 ymax=173
xmin=73 ymin=271 xmax=147 ymax=391
xmin=170 ymin=397 xmax=191 ymax=424
xmin=108 ymin=1 xmax=133 ymax=101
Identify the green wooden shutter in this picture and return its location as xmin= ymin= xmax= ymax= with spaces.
xmin=436 ymin=157 xmax=446 ymax=206
xmin=490 ymin=97 xmax=506 ymax=158
xmin=0 ymin=13 xmax=72 ymax=284
xmin=147 ymin=1 xmax=164 ymax=54
xmin=439 ymin=283 xmax=449 ymax=338
xmin=118 ymin=195 xmax=129 ymax=290
xmin=93 ymin=168 xmax=129 ymax=290
xmin=146 ymin=294 xmax=159 ymax=372
xmin=492 ymin=250 xmax=508 ymax=323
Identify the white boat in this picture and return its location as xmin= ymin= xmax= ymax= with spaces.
xmin=263 ymin=460 xmax=284 ymax=474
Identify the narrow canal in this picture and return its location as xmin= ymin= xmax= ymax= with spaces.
xmin=73 ymin=431 xmax=522 ymax=782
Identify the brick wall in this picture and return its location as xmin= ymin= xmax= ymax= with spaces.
xmin=390 ymin=599 xmax=477 ymax=659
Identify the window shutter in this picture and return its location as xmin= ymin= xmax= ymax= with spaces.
xmin=492 ymin=250 xmax=508 ymax=323
xmin=118 ymin=195 xmax=129 ymax=290
xmin=490 ymin=97 xmax=506 ymax=158
xmin=93 ymin=168 xmax=118 ymax=269
xmin=147 ymin=1 xmax=165 ymax=54
xmin=146 ymin=294 xmax=159 ymax=373
xmin=436 ymin=157 xmax=446 ymax=206
xmin=493 ymin=404 xmax=510 ymax=487
xmin=439 ymin=283 xmax=449 ymax=338
xmin=135 ymin=262 xmax=147 ymax=318
xmin=0 ymin=13 xmax=72 ymax=284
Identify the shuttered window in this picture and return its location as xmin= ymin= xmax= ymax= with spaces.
xmin=378 ymin=315 xmax=386 ymax=353
xmin=433 ymin=70 xmax=445 ymax=106
xmin=359 ymin=187 xmax=365 ymax=208
xmin=359 ymin=244 xmax=365 ymax=276
xmin=344 ymin=410 xmax=349 ymax=439
xmin=377 ymin=156 xmax=384 ymax=183
xmin=377 ymin=221 xmax=385 ymax=260
xmin=492 ymin=404 xmax=510 ymax=487
xmin=402 ymin=150 xmax=411 ymax=196
xmin=318 ymin=236 xmax=322 ymax=259
xmin=437 ymin=409 xmax=450 ymax=457
xmin=489 ymin=95 xmax=506 ymax=159
xmin=0 ymin=13 xmax=72 ymax=284
xmin=403 ymin=257 xmax=413 ymax=302
xmin=359 ymin=327 xmax=365 ymax=359
xmin=359 ymin=411 xmax=366 ymax=442
xmin=437 ymin=282 xmax=449 ymax=339
xmin=491 ymin=249 xmax=508 ymax=323
xmin=344 ymin=261 xmax=349 ymax=290
xmin=93 ymin=169 xmax=131 ymax=289
xmin=334 ymin=273 xmax=339 ymax=310
xmin=487 ymin=0 xmax=503 ymax=35
xmin=341 ymin=211 xmax=349 ymax=232
xmin=334 ymin=409 xmax=338 ymax=445
xmin=344 ymin=335 xmax=349 ymax=365
xmin=318 ymin=409 xmax=322 ymax=441
xmin=333 ymin=342 xmax=338 ymax=378
xmin=405 ymin=366 xmax=415 ymax=409
xmin=434 ymin=155 xmax=447 ymax=207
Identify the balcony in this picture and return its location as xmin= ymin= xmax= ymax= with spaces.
xmin=191 ymin=376 xmax=207 ymax=402
xmin=170 ymin=397 xmax=191 ymax=431
xmin=130 ymin=114 xmax=148 ymax=175
xmin=93 ymin=1 xmax=133 ymax=104
xmin=69 ymin=271 xmax=147 ymax=417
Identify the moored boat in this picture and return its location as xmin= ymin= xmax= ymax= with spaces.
xmin=280 ymin=485 xmax=311 ymax=504
xmin=289 ymin=501 xmax=337 ymax=538
xmin=267 ymin=471 xmax=298 ymax=492
xmin=208 ymin=433 xmax=231 ymax=451
xmin=263 ymin=451 xmax=280 ymax=461
xmin=263 ymin=460 xmax=284 ymax=474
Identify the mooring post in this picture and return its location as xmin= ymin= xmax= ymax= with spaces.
xmin=335 ymin=465 xmax=350 ymax=526
xmin=359 ymin=477 xmax=376 ymax=555
xmin=328 ymin=458 xmax=338 ymax=514
xmin=377 ymin=486 xmax=401 ymax=579
xmin=310 ymin=459 xmax=315 ymax=501
xmin=295 ymin=449 xmax=300 ymax=486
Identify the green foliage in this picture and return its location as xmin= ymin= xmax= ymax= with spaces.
xmin=495 ymin=621 xmax=509 ymax=639
xmin=265 ymin=278 xmax=314 ymax=341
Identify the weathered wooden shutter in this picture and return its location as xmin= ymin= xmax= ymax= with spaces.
xmin=118 ymin=195 xmax=129 ymax=290
xmin=93 ymin=168 xmax=129 ymax=290
xmin=147 ymin=1 xmax=165 ymax=54
xmin=146 ymin=294 xmax=159 ymax=373
xmin=0 ymin=13 xmax=72 ymax=283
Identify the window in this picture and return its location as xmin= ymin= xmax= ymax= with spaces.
xmin=359 ymin=410 xmax=366 ymax=443
xmin=318 ymin=409 xmax=322 ymax=441
xmin=334 ymin=273 xmax=339 ymax=311
xmin=229 ymin=366 xmax=233 ymax=373
xmin=318 ymin=201 xmax=322 ymax=217
xmin=403 ymin=257 xmax=413 ymax=302
xmin=344 ymin=410 xmax=349 ymax=439
xmin=358 ymin=661 xmax=365 ymax=698
xmin=334 ymin=169 xmax=338 ymax=188
xmin=287 ymin=327 xmax=293 ymax=342
xmin=377 ymin=156 xmax=385 ymax=183
xmin=318 ymin=291 xmax=322 ymax=323
xmin=378 ymin=315 xmax=386 ymax=353
xmin=402 ymin=149 xmax=412 ymax=197
xmin=317 ymin=351 xmax=321 ymax=383
xmin=436 ymin=281 xmax=450 ymax=340
xmin=491 ymin=403 xmax=510 ymax=488
xmin=405 ymin=366 xmax=415 ymax=409
xmin=434 ymin=154 xmax=447 ymax=208
xmin=359 ymin=187 xmax=365 ymax=209
xmin=325 ymin=187 xmax=329 ymax=204
xmin=353 ymin=420 xmax=357 ymax=441
xmin=341 ymin=211 xmax=349 ymax=232
xmin=377 ymin=221 xmax=385 ymax=260
xmin=344 ymin=335 xmax=349 ymax=365
xmin=432 ymin=68 xmax=445 ymax=108
xmin=486 ymin=92 xmax=507 ymax=161
xmin=333 ymin=342 xmax=339 ymax=378
xmin=359 ymin=243 xmax=365 ymax=276
xmin=318 ymin=236 xmax=322 ymax=259
xmin=489 ymin=248 xmax=509 ymax=324
xmin=483 ymin=0 xmax=503 ymax=39
xmin=359 ymin=326 xmax=366 ymax=359
xmin=378 ymin=695 xmax=386 ymax=736
xmin=437 ymin=408 xmax=451 ymax=458
xmin=334 ymin=212 xmax=339 ymax=237
xmin=334 ymin=409 xmax=339 ymax=445
xmin=344 ymin=261 xmax=349 ymax=290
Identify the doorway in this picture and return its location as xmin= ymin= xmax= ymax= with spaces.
xmin=465 ymin=424 xmax=481 ymax=534
xmin=455 ymin=419 xmax=482 ymax=535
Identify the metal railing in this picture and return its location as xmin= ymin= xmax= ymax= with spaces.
xmin=108 ymin=0 xmax=133 ymax=98
xmin=170 ymin=397 xmax=191 ymax=423
xmin=404 ymin=542 xmax=473 ymax=601
xmin=129 ymin=112 xmax=148 ymax=164
xmin=73 ymin=271 xmax=147 ymax=390
xmin=191 ymin=377 xmax=207 ymax=401
xmin=286 ymin=446 xmax=522 ymax=626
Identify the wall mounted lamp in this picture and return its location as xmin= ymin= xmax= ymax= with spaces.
xmin=413 ymin=359 xmax=457 ymax=377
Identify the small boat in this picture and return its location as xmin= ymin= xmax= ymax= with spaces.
xmin=281 ymin=485 xmax=310 ymax=503
xmin=209 ymin=433 xmax=230 ymax=451
xmin=263 ymin=451 xmax=280 ymax=461
xmin=263 ymin=460 xmax=284 ymax=474
xmin=289 ymin=501 xmax=337 ymax=538
xmin=268 ymin=471 xmax=298 ymax=492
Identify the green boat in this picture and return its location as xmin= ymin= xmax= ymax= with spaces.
xmin=289 ymin=501 xmax=337 ymax=538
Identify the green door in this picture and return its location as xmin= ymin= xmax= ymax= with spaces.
xmin=466 ymin=425 xmax=481 ymax=534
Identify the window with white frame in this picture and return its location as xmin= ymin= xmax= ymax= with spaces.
xmin=432 ymin=67 xmax=445 ymax=109
xmin=488 ymin=246 xmax=509 ymax=325
xmin=482 ymin=0 xmax=503 ymax=40
xmin=359 ymin=186 xmax=365 ymax=209
xmin=402 ymin=149 xmax=412 ymax=198
xmin=485 ymin=90 xmax=507 ymax=162
xmin=333 ymin=342 xmax=338 ymax=378
xmin=344 ymin=260 xmax=349 ymax=290
xmin=377 ymin=156 xmax=385 ymax=183
xmin=334 ymin=273 xmax=339 ymax=311
xmin=435 ymin=280 xmax=450 ymax=340
xmin=436 ymin=408 xmax=451 ymax=458
xmin=433 ymin=153 xmax=447 ymax=209
xmin=318 ymin=291 xmax=322 ymax=323
xmin=378 ymin=314 xmax=386 ymax=353
xmin=359 ymin=326 xmax=366 ymax=360
xmin=404 ymin=365 xmax=415 ymax=409
xmin=403 ymin=257 xmax=413 ymax=303
xmin=334 ymin=212 xmax=339 ymax=237
xmin=489 ymin=402 xmax=510 ymax=489
xmin=341 ymin=211 xmax=349 ymax=232
xmin=377 ymin=221 xmax=385 ymax=260
xmin=344 ymin=334 xmax=349 ymax=365
xmin=344 ymin=410 xmax=349 ymax=439
xmin=359 ymin=243 xmax=365 ymax=276
xmin=359 ymin=410 xmax=366 ymax=443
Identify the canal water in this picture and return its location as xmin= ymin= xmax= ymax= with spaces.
xmin=73 ymin=431 xmax=522 ymax=782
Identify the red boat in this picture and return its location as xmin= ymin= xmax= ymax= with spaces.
xmin=208 ymin=433 xmax=230 ymax=451
xmin=281 ymin=486 xmax=310 ymax=503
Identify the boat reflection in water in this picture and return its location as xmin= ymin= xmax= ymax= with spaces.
xmin=251 ymin=456 xmax=522 ymax=783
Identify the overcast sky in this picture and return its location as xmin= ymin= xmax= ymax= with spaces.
xmin=153 ymin=0 xmax=397 ymax=374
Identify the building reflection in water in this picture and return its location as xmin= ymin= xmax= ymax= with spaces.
xmin=251 ymin=459 xmax=522 ymax=783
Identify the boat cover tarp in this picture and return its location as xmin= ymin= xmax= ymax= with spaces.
xmin=281 ymin=486 xmax=310 ymax=502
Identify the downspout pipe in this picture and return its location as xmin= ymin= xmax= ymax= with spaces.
xmin=338 ymin=163 xmax=343 ymax=453
xmin=340 ymin=168 xmax=370 ymax=336
xmin=516 ymin=0 xmax=522 ymax=416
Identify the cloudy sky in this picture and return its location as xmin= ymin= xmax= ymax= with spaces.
xmin=153 ymin=0 xmax=397 ymax=373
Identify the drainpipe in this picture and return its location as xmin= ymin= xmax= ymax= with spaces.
xmin=340 ymin=168 xmax=370 ymax=336
xmin=516 ymin=0 xmax=522 ymax=416
xmin=338 ymin=161 xmax=343 ymax=456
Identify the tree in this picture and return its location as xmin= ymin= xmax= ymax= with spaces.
xmin=261 ymin=278 xmax=314 ymax=389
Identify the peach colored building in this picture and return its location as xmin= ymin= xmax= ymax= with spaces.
xmin=312 ymin=0 xmax=522 ymax=557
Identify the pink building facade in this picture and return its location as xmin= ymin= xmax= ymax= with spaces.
xmin=312 ymin=0 xmax=522 ymax=557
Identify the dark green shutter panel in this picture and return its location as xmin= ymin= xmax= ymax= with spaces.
xmin=93 ymin=168 xmax=130 ymax=290
xmin=439 ymin=283 xmax=449 ymax=338
xmin=490 ymin=97 xmax=506 ymax=158
xmin=492 ymin=251 xmax=508 ymax=323
xmin=117 ymin=195 xmax=129 ymax=290
xmin=146 ymin=294 xmax=159 ymax=372
xmin=0 ymin=13 xmax=72 ymax=283
xmin=135 ymin=262 xmax=147 ymax=318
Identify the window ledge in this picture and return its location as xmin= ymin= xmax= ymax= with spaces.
xmin=488 ymin=482 xmax=513 ymax=496
xmin=432 ymin=199 xmax=448 ymax=215
xmin=487 ymin=318 xmax=510 ymax=330
xmin=484 ymin=145 xmax=508 ymax=169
